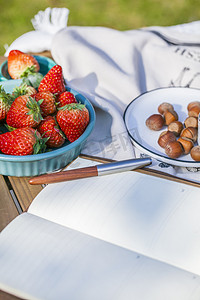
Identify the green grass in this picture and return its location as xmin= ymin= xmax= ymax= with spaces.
xmin=0 ymin=0 xmax=199 ymax=55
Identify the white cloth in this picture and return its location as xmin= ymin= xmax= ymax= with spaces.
xmin=4 ymin=7 xmax=69 ymax=56
xmin=50 ymin=23 xmax=200 ymax=182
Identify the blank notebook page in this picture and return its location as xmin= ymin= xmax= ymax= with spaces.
xmin=1 ymin=213 xmax=200 ymax=300
xmin=28 ymin=157 xmax=200 ymax=276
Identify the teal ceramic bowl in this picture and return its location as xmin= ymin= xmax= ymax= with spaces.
xmin=0 ymin=80 xmax=96 ymax=177
xmin=0 ymin=55 xmax=56 ymax=81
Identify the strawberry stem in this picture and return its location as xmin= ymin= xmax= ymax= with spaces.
xmin=20 ymin=65 xmax=36 ymax=78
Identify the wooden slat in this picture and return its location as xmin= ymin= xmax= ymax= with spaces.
xmin=29 ymin=50 xmax=53 ymax=59
xmin=0 ymin=290 xmax=22 ymax=300
xmin=8 ymin=177 xmax=43 ymax=212
xmin=0 ymin=175 xmax=18 ymax=232
xmin=0 ymin=56 xmax=6 ymax=64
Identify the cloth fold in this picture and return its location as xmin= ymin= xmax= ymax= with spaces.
xmin=142 ymin=21 xmax=200 ymax=45
xmin=51 ymin=23 xmax=200 ymax=182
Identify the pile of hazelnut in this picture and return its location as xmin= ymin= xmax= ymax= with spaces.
xmin=145 ymin=101 xmax=200 ymax=161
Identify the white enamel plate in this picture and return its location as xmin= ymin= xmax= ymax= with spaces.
xmin=124 ymin=87 xmax=200 ymax=167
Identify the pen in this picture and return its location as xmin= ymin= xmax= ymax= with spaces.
xmin=29 ymin=157 xmax=152 ymax=185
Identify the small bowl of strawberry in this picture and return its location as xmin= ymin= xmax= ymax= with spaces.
xmin=0 ymin=64 xmax=96 ymax=177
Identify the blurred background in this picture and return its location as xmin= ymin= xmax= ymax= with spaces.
xmin=0 ymin=0 xmax=200 ymax=56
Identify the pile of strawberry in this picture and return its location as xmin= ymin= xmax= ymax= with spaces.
xmin=0 ymin=50 xmax=90 ymax=156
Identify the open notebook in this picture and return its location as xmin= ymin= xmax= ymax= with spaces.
xmin=0 ymin=157 xmax=200 ymax=300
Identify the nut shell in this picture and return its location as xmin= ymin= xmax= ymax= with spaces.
xmin=158 ymin=102 xmax=174 ymax=115
xmin=164 ymin=110 xmax=178 ymax=125
xmin=177 ymin=137 xmax=194 ymax=155
xmin=190 ymin=146 xmax=200 ymax=161
xmin=187 ymin=101 xmax=200 ymax=111
xmin=168 ymin=121 xmax=183 ymax=136
xmin=180 ymin=127 xmax=198 ymax=143
xmin=145 ymin=114 xmax=164 ymax=131
xmin=164 ymin=141 xmax=184 ymax=159
xmin=184 ymin=116 xmax=198 ymax=128
xmin=188 ymin=106 xmax=200 ymax=118
xmin=158 ymin=131 xmax=176 ymax=148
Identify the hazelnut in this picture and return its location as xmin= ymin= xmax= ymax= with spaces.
xmin=158 ymin=131 xmax=176 ymax=148
xmin=190 ymin=146 xmax=200 ymax=161
xmin=164 ymin=110 xmax=178 ymax=125
xmin=168 ymin=121 xmax=183 ymax=136
xmin=180 ymin=127 xmax=198 ymax=143
xmin=187 ymin=101 xmax=200 ymax=111
xmin=177 ymin=137 xmax=194 ymax=154
xmin=184 ymin=116 xmax=198 ymax=128
xmin=158 ymin=102 xmax=174 ymax=115
xmin=188 ymin=105 xmax=200 ymax=118
xmin=145 ymin=114 xmax=164 ymax=131
xmin=165 ymin=141 xmax=184 ymax=159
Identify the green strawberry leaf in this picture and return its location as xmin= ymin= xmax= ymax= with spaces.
xmin=12 ymin=83 xmax=29 ymax=98
xmin=57 ymin=102 xmax=86 ymax=111
xmin=22 ymin=73 xmax=44 ymax=89
xmin=20 ymin=65 xmax=36 ymax=78
xmin=0 ymin=85 xmax=14 ymax=105
xmin=33 ymin=132 xmax=49 ymax=154
xmin=26 ymin=97 xmax=43 ymax=123
xmin=5 ymin=124 xmax=16 ymax=132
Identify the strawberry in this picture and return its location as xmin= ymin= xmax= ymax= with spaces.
xmin=57 ymin=91 xmax=77 ymax=108
xmin=7 ymin=50 xmax=40 ymax=79
xmin=0 ymin=86 xmax=14 ymax=121
xmin=12 ymin=83 xmax=37 ymax=99
xmin=34 ymin=91 xmax=56 ymax=117
xmin=38 ymin=65 xmax=65 ymax=95
xmin=56 ymin=103 xmax=89 ymax=142
xmin=0 ymin=127 xmax=47 ymax=155
xmin=6 ymin=95 xmax=43 ymax=128
xmin=37 ymin=116 xmax=65 ymax=148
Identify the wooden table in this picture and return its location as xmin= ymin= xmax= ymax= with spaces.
xmin=0 ymin=177 xmax=43 ymax=300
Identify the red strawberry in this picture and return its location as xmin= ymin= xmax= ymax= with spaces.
xmin=37 ymin=116 xmax=65 ymax=148
xmin=57 ymin=91 xmax=77 ymax=108
xmin=0 ymin=127 xmax=46 ymax=155
xmin=6 ymin=95 xmax=43 ymax=128
xmin=34 ymin=91 xmax=56 ymax=117
xmin=7 ymin=50 xmax=40 ymax=79
xmin=38 ymin=65 xmax=65 ymax=95
xmin=56 ymin=103 xmax=89 ymax=142
xmin=0 ymin=86 xmax=14 ymax=121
